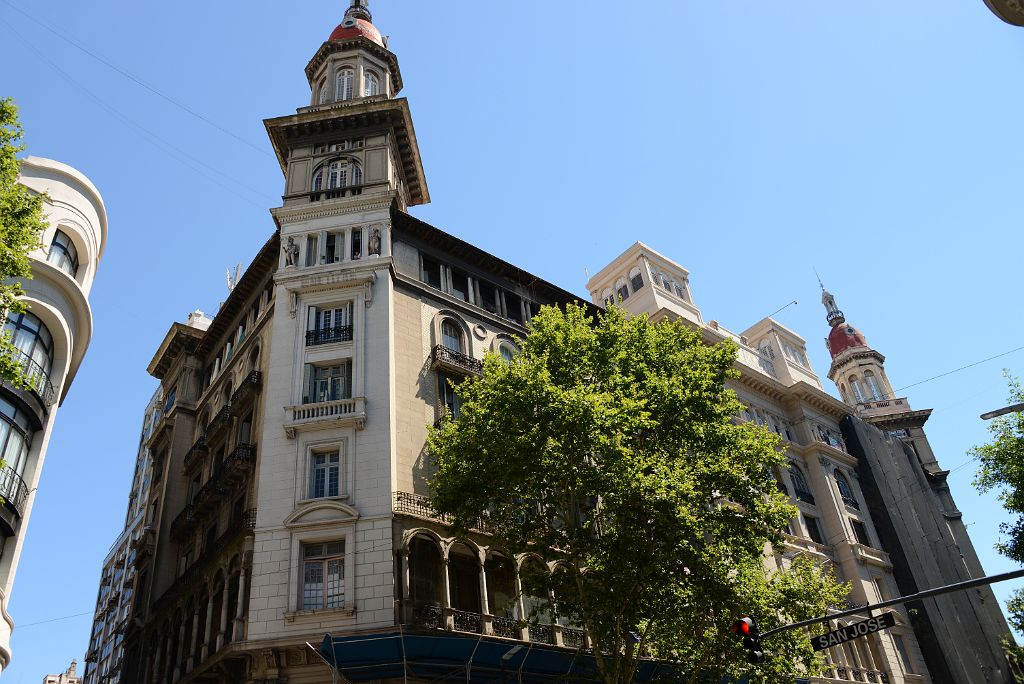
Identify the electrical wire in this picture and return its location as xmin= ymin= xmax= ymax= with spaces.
xmin=18 ymin=610 xmax=94 ymax=629
xmin=0 ymin=0 xmax=273 ymax=159
xmin=891 ymin=345 xmax=1024 ymax=395
xmin=0 ymin=18 xmax=276 ymax=209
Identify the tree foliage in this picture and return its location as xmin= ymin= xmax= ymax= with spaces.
xmin=428 ymin=304 xmax=847 ymax=684
xmin=0 ymin=97 xmax=46 ymax=385
xmin=971 ymin=373 xmax=1024 ymax=636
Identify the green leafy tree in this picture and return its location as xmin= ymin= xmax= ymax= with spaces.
xmin=971 ymin=372 xmax=1024 ymax=634
xmin=0 ymin=97 xmax=46 ymax=385
xmin=428 ymin=304 xmax=847 ymax=684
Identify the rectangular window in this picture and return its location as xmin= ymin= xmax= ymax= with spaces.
xmin=351 ymin=229 xmax=363 ymax=260
xmin=505 ymin=292 xmax=524 ymax=325
xmin=163 ymin=387 xmax=177 ymax=413
xmin=851 ymin=519 xmax=871 ymax=547
xmin=310 ymin=450 xmax=341 ymax=498
xmin=438 ymin=372 xmax=461 ymax=419
xmin=617 ymin=284 xmax=630 ymax=301
xmin=631 ymin=273 xmax=644 ymax=292
xmin=302 ymin=541 xmax=345 ymax=610
xmin=307 ymin=304 xmax=354 ymax=345
xmin=804 ymin=515 xmax=824 ymax=545
xmin=421 ymin=255 xmax=442 ymax=289
xmin=478 ymin=281 xmax=498 ymax=314
xmin=450 ymin=268 xmax=471 ymax=303
xmin=303 ymin=362 xmax=353 ymax=404
xmin=305 ymin=235 xmax=319 ymax=267
xmin=325 ymin=233 xmax=339 ymax=263
xmin=893 ymin=635 xmax=914 ymax=673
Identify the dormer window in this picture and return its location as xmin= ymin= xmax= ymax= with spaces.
xmin=313 ymin=159 xmax=363 ymax=191
xmin=364 ymin=71 xmax=380 ymax=97
xmin=335 ymin=69 xmax=355 ymax=101
xmin=47 ymin=229 xmax=79 ymax=278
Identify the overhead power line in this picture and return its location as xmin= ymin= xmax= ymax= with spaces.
xmin=18 ymin=609 xmax=94 ymax=629
xmin=1 ymin=0 xmax=273 ymax=159
xmin=892 ymin=344 xmax=1024 ymax=395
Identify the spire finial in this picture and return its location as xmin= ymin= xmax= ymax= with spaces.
xmin=346 ymin=0 xmax=372 ymax=22
xmin=814 ymin=267 xmax=825 ymax=293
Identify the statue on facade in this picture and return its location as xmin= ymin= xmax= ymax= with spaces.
xmin=283 ymin=236 xmax=299 ymax=267
xmin=369 ymin=227 xmax=382 ymax=256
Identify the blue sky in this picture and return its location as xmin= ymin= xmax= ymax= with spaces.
xmin=2 ymin=0 xmax=1024 ymax=679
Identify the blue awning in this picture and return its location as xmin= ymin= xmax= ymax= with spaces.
xmin=319 ymin=630 xmax=684 ymax=683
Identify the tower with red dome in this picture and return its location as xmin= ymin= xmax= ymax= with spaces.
xmin=822 ymin=288 xmax=898 ymax=410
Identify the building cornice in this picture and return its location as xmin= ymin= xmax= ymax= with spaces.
xmin=304 ymin=36 xmax=404 ymax=93
xmin=271 ymin=195 xmax=395 ymax=226
xmin=827 ymin=348 xmax=886 ymax=381
xmin=864 ymin=408 xmax=932 ymax=431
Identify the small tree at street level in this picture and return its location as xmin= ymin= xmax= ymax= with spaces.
xmin=971 ymin=372 xmax=1024 ymax=641
xmin=428 ymin=303 xmax=848 ymax=684
xmin=0 ymin=97 xmax=46 ymax=386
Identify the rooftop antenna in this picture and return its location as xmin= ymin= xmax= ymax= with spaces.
xmin=814 ymin=267 xmax=825 ymax=292
xmin=766 ymin=300 xmax=798 ymax=319
xmin=226 ymin=263 xmax=242 ymax=293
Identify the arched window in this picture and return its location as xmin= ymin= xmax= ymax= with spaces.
xmin=441 ymin=320 xmax=463 ymax=353
xmin=789 ymin=463 xmax=814 ymax=504
xmin=364 ymin=71 xmax=380 ymax=97
xmin=47 ymin=229 xmax=79 ymax=278
xmin=628 ymin=267 xmax=644 ymax=292
xmin=4 ymin=311 xmax=54 ymax=386
xmin=312 ymin=159 xmax=363 ymax=191
xmin=335 ymin=69 xmax=355 ymax=101
xmin=498 ymin=342 xmax=516 ymax=363
xmin=835 ymin=471 xmax=859 ymax=509
xmin=864 ymin=371 xmax=883 ymax=401
xmin=408 ymin=535 xmax=444 ymax=609
xmin=850 ymin=376 xmax=866 ymax=403
xmin=0 ymin=397 xmax=33 ymax=481
xmin=318 ymin=78 xmax=329 ymax=104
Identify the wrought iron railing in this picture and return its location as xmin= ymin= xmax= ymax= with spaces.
xmin=432 ymin=345 xmax=483 ymax=375
xmin=183 ymin=436 xmax=208 ymax=473
xmin=794 ymin=488 xmax=816 ymax=505
xmin=492 ymin=615 xmax=520 ymax=639
xmin=393 ymin=491 xmax=493 ymax=533
xmin=4 ymin=348 xmax=56 ymax=407
xmin=205 ymin=405 xmax=232 ymax=438
xmin=562 ymin=627 xmax=585 ymax=649
xmin=528 ymin=623 xmax=554 ymax=645
xmin=409 ymin=602 xmax=444 ymax=629
xmin=231 ymin=371 xmax=263 ymax=404
xmin=223 ymin=443 xmax=257 ymax=480
xmin=306 ymin=325 xmax=353 ymax=347
xmin=0 ymin=465 xmax=30 ymax=517
xmin=169 ymin=503 xmax=197 ymax=542
xmin=452 ymin=609 xmax=482 ymax=634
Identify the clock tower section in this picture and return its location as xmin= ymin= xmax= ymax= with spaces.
xmin=265 ymin=0 xmax=429 ymax=270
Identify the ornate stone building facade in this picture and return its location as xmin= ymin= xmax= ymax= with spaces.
xmin=1 ymin=157 xmax=106 ymax=672
xmin=94 ymin=2 xmax=1013 ymax=682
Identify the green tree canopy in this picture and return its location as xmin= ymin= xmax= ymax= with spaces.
xmin=428 ymin=303 xmax=847 ymax=684
xmin=0 ymin=97 xmax=46 ymax=385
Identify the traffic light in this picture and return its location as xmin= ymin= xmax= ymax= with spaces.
xmin=730 ymin=616 xmax=765 ymax=664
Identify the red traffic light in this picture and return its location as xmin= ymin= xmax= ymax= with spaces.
xmin=731 ymin=617 xmax=754 ymax=636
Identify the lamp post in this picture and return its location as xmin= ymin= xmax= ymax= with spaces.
xmin=982 ymin=0 xmax=1024 ymax=26
xmin=980 ymin=402 xmax=1024 ymax=420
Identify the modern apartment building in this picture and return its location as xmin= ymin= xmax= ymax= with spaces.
xmin=94 ymin=2 xmax=1012 ymax=682
xmin=0 ymin=157 xmax=106 ymax=672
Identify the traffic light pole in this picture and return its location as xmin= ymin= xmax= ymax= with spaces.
xmin=759 ymin=566 xmax=1024 ymax=640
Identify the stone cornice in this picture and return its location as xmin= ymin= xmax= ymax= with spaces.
xmin=304 ymin=36 xmax=403 ymax=92
xmin=864 ymin=408 xmax=932 ymax=431
xmin=828 ymin=348 xmax=886 ymax=381
xmin=271 ymin=195 xmax=394 ymax=227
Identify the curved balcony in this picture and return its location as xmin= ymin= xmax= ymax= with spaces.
xmin=183 ymin=436 xmax=208 ymax=474
xmin=0 ymin=466 xmax=30 ymax=527
xmin=169 ymin=504 xmax=198 ymax=543
xmin=9 ymin=348 xmax=56 ymax=407
xmin=231 ymin=371 xmax=263 ymax=405
xmin=432 ymin=345 xmax=483 ymax=376
xmin=204 ymin=405 xmax=233 ymax=440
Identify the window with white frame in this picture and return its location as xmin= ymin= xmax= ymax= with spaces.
xmin=318 ymin=78 xmax=329 ymax=104
xmin=312 ymin=159 xmax=363 ymax=191
xmin=47 ymin=229 xmax=80 ymax=278
xmin=302 ymin=541 xmax=345 ymax=610
xmin=335 ymin=69 xmax=354 ymax=101
xmin=310 ymin=449 xmax=342 ymax=499
xmin=498 ymin=341 xmax=516 ymax=362
xmin=850 ymin=376 xmax=867 ymax=403
xmin=307 ymin=303 xmax=354 ymax=346
xmin=303 ymin=362 xmax=353 ymax=404
xmin=364 ymin=71 xmax=380 ymax=96
xmin=441 ymin=320 xmax=463 ymax=353
xmin=304 ymin=234 xmax=319 ymax=267
xmin=864 ymin=371 xmax=883 ymax=401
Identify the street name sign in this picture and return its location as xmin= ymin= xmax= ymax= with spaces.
xmin=811 ymin=612 xmax=897 ymax=652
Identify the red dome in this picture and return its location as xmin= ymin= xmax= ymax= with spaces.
xmin=827 ymin=323 xmax=868 ymax=359
xmin=329 ymin=18 xmax=384 ymax=47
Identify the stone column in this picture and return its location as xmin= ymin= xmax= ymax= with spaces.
xmin=442 ymin=557 xmax=453 ymax=630
xmin=513 ymin=562 xmax=528 ymax=641
xmin=201 ymin=594 xmax=215 ymax=660
xmin=217 ymin=586 xmax=230 ymax=650
xmin=150 ymin=631 xmax=163 ymax=684
xmin=186 ymin=608 xmax=200 ymax=672
xmin=172 ymin=621 xmax=186 ymax=680
xmin=478 ymin=553 xmax=491 ymax=635
xmin=400 ymin=549 xmax=410 ymax=601
xmin=233 ymin=568 xmax=249 ymax=640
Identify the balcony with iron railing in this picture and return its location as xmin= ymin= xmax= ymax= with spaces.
xmin=403 ymin=600 xmax=585 ymax=650
xmin=183 ymin=436 xmax=208 ymax=474
xmin=393 ymin=491 xmax=492 ymax=534
xmin=204 ymin=405 xmax=233 ymax=440
xmin=0 ymin=465 xmax=30 ymax=519
xmin=230 ymin=370 xmax=263 ymax=404
xmin=306 ymin=325 xmax=353 ymax=347
xmin=1 ymin=348 xmax=56 ymax=408
xmin=432 ymin=345 xmax=483 ymax=375
xmin=169 ymin=503 xmax=197 ymax=543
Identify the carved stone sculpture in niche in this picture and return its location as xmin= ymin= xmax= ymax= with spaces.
xmin=368 ymin=226 xmax=382 ymax=256
xmin=283 ymin=237 xmax=300 ymax=267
